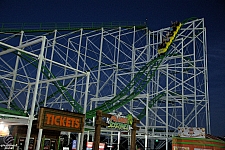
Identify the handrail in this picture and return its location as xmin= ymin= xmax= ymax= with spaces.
xmin=0 ymin=21 xmax=146 ymax=33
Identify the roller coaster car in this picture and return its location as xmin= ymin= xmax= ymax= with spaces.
xmin=157 ymin=22 xmax=181 ymax=55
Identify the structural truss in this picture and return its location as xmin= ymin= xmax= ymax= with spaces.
xmin=0 ymin=18 xmax=209 ymax=149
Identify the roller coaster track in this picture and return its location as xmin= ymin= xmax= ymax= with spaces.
xmin=135 ymin=19 xmax=198 ymax=120
xmin=0 ymin=107 xmax=27 ymax=116
xmin=0 ymin=80 xmax=9 ymax=98
xmin=0 ymin=52 xmax=83 ymax=115
xmin=0 ymin=53 xmax=83 ymax=115
xmin=86 ymin=55 xmax=166 ymax=118
xmin=136 ymin=91 xmax=186 ymax=120
xmin=137 ymin=92 xmax=166 ymax=120
xmin=0 ymin=79 xmax=23 ymax=112
xmin=85 ymin=52 xmax=184 ymax=119
xmin=0 ymin=22 xmax=146 ymax=33
xmin=86 ymin=21 xmax=185 ymax=118
xmin=15 ymin=51 xmax=84 ymax=113
xmin=0 ymin=19 xmax=189 ymax=118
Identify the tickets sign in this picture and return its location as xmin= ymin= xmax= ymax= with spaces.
xmin=37 ymin=107 xmax=85 ymax=133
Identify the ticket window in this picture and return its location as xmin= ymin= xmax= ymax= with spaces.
xmin=43 ymin=139 xmax=51 ymax=150
xmin=18 ymin=137 xmax=25 ymax=150
xmin=28 ymin=138 xmax=35 ymax=150
xmin=18 ymin=137 xmax=35 ymax=150
xmin=50 ymin=139 xmax=56 ymax=150
xmin=71 ymin=140 xmax=77 ymax=150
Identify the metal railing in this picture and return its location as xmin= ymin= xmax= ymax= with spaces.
xmin=0 ymin=21 xmax=146 ymax=33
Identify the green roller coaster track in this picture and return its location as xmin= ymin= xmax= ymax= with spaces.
xmin=85 ymin=19 xmax=190 ymax=119
xmin=137 ymin=92 xmax=166 ymax=120
xmin=0 ymin=79 xmax=23 ymax=112
xmin=16 ymin=51 xmax=84 ymax=113
xmin=0 ymin=21 xmax=146 ymax=33
xmin=0 ymin=19 xmax=191 ymax=119
xmin=0 ymin=45 xmax=84 ymax=113
xmin=85 ymin=54 xmax=166 ymax=118
xmin=0 ymin=80 xmax=9 ymax=98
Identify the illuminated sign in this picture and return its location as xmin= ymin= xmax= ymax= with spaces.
xmin=86 ymin=142 xmax=105 ymax=150
xmin=0 ymin=123 xmax=9 ymax=136
xmin=37 ymin=107 xmax=85 ymax=133
xmin=107 ymin=114 xmax=133 ymax=131
xmin=178 ymin=127 xmax=205 ymax=138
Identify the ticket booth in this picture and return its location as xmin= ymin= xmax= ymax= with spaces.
xmin=12 ymin=123 xmax=60 ymax=150
xmin=12 ymin=107 xmax=85 ymax=150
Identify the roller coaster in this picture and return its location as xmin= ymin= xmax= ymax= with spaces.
xmin=0 ymin=18 xmax=209 ymax=149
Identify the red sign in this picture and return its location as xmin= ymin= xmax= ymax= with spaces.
xmin=86 ymin=142 xmax=105 ymax=150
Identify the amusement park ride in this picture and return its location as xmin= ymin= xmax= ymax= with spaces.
xmin=0 ymin=18 xmax=210 ymax=149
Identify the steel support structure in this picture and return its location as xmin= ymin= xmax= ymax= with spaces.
xmin=0 ymin=18 xmax=209 ymax=150
xmin=0 ymin=30 xmax=89 ymax=150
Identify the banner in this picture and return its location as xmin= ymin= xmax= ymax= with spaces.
xmin=178 ymin=127 xmax=205 ymax=138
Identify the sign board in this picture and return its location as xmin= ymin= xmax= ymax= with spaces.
xmin=172 ymin=137 xmax=225 ymax=150
xmin=50 ymin=140 xmax=56 ymax=150
xmin=37 ymin=107 xmax=85 ymax=133
xmin=178 ymin=127 xmax=205 ymax=138
xmin=107 ymin=114 xmax=133 ymax=131
xmin=86 ymin=142 xmax=105 ymax=150
xmin=71 ymin=140 xmax=77 ymax=150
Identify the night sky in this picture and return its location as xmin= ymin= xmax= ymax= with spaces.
xmin=0 ymin=0 xmax=225 ymax=137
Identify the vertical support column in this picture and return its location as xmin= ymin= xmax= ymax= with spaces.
xmin=36 ymin=30 xmax=57 ymax=150
xmin=95 ymin=28 xmax=104 ymax=108
xmin=7 ymin=31 xmax=24 ymax=109
xmin=37 ymin=39 xmax=49 ymax=110
xmin=114 ymin=28 xmax=121 ymax=148
xmin=114 ymin=27 xmax=121 ymax=101
xmin=24 ymin=84 xmax=31 ymax=113
xmin=117 ymin=131 xmax=121 ymax=150
xmin=45 ymin=30 xmax=57 ymax=105
xmin=166 ymin=138 xmax=168 ymax=150
xmin=145 ymin=93 xmax=149 ymax=150
xmin=110 ymin=131 xmax=113 ymax=150
xmin=193 ymin=22 xmax=198 ymax=127
xmin=73 ymin=28 xmax=83 ymax=108
xmin=145 ymin=27 xmax=149 ymax=150
xmin=181 ymin=38 xmax=184 ymax=127
xmin=203 ymin=20 xmax=211 ymax=134
xmin=150 ymin=29 xmax=157 ymax=150
xmin=130 ymin=26 xmax=136 ymax=112
xmin=36 ymin=129 xmax=43 ymax=150
xmin=166 ymin=64 xmax=169 ymax=150
xmin=79 ymin=72 xmax=90 ymax=150
xmin=87 ymin=131 xmax=90 ymax=142
xmin=144 ymin=134 xmax=148 ymax=150
xmin=24 ymin=36 xmax=46 ymax=150
xmin=130 ymin=118 xmax=139 ymax=150
xmin=62 ymin=32 xmax=70 ymax=110
xmin=77 ymin=134 xmax=81 ymax=150
xmin=93 ymin=110 xmax=102 ymax=150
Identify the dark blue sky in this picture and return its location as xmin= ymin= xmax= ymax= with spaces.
xmin=0 ymin=0 xmax=225 ymax=136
